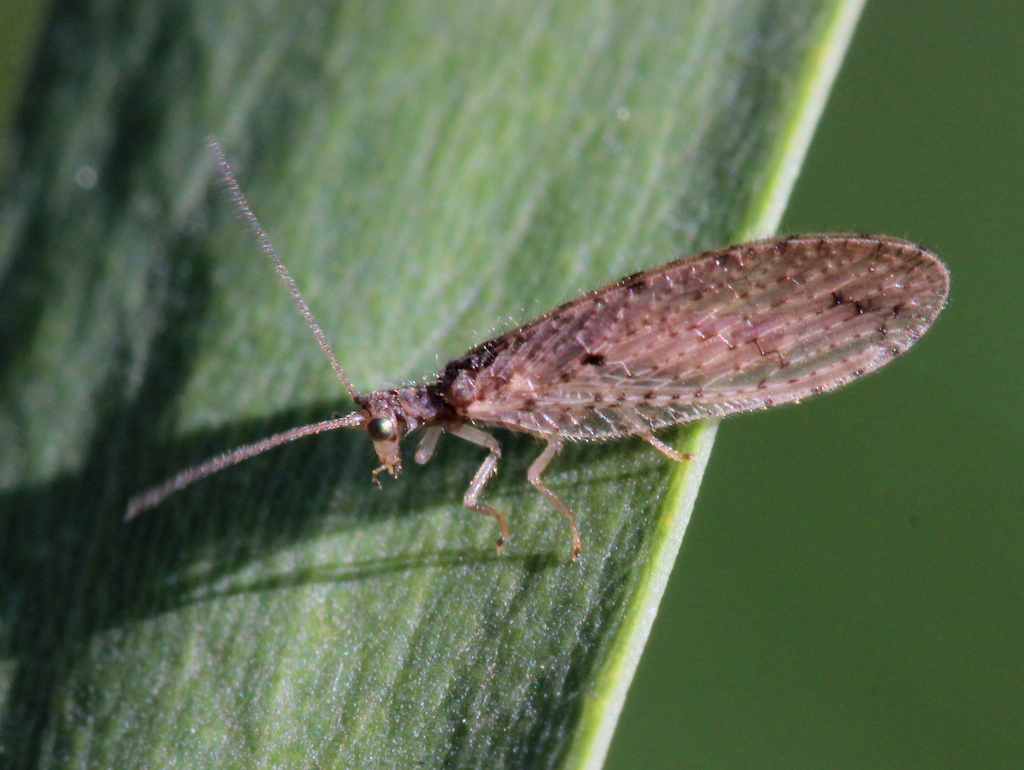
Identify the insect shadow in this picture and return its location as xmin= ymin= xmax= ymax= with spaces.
xmin=0 ymin=220 xmax=581 ymax=762
xmin=127 ymin=402 xmax=575 ymax=569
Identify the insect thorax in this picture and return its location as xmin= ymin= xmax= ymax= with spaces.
xmin=354 ymin=385 xmax=451 ymax=432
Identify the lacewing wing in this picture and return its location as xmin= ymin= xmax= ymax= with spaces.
xmin=447 ymin=235 xmax=948 ymax=436
xmin=127 ymin=142 xmax=949 ymax=560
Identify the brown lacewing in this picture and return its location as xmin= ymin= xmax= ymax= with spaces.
xmin=127 ymin=139 xmax=949 ymax=560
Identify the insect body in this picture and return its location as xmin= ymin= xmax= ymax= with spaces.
xmin=127 ymin=141 xmax=949 ymax=560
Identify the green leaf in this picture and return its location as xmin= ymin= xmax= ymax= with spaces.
xmin=0 ymin=0 xmax=863 ymax=766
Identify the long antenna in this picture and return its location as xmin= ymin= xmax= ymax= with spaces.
xmin=207 ymin=137 xmax=360 ymax=401
xmin=126 ymin=142 xmax=369 ymax=520
xmin=126 ymin=413 xmax=365 ymax=518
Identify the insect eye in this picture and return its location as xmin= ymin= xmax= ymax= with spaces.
xmin=366 ymin=416 xmax=396 ymax=441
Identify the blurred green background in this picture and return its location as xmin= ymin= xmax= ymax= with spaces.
xmin=609 ymin=2 xmax=1024 ymax=767
xmin=1 ymin=0 xmax=1019 ymax=766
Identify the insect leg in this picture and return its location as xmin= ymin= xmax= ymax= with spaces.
xmin=447 ymin=424 xmax=509 ymax=553
xmin=414 ymin=426 xmax=443 ymax=465
xmin=642 ymin=434 xmax=693 ymax=463
xmin=525 ymin=438 xmax=582 ymax=562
